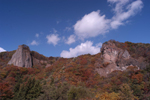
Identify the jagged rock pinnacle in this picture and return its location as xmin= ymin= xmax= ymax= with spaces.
xmin=8 ymin=44 xmax=32 ymax=68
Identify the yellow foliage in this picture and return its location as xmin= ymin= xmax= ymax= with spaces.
xmin=95 ymin=92 xmax=120 ymax=100
xmin=0 ymin=71 xmax=7 ymax=78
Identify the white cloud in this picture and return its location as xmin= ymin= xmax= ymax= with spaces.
xmin=0 ymin=47 xmax=6 ymax=53
xmin=74 ymin=10 xmax=110 ymax=40
xmin=109 ymin=0 xmax=143 ymax=29
xmin=31 ymin=40 xmax=39 ymax=46
xmin=53 ymin=28 xmax=57 ymax=34
xmin=60 ymin=41 xmax=100 ymax=58
xmin=110 ymin=20 xmax=123 ymax=29
xmin=65 ymin=35 xmax=76 ymax=45
xmin=46 ymin=34 xmax=60 ymax=46
xmin=96 ymin=42 xmax=102 ymax=47
xmin=35 ymin=33 xmax=39 ymax=38
xmin=108 ymin=0 xmax=130 ymax=14
xmin=65 ymin=27 xmax=72 ymax=31
xmin=73 ymin=0 xmax=143 ymax=39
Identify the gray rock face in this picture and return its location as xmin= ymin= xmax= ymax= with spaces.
xmin=100 ymin=41 xmax=130 ymax=64
xmin=8 ymin=45 xmax=32 ymax=68
xmin=96 ymin=40 xmax=140 ymax=77
xmin=122 ymin=50 xmax=130 ymax=59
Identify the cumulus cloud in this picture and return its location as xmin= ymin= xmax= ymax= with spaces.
xmin=65 ymin=35 xmax=76 ymax=45
xmin=60 ymin=41 xmax=101 ymax=58
xmin=73 ymin=0 xmax=143 ymax=39
xmin=74 ymin=10 xmax=110 ymax=40
xmin=0 ymin=47 xmax=6 ymax=53
xmin=35 ymin=33 xmax=39 ymax=38
xmin=31 ymin=40 xmax=39 ymax=46
xmin=46 ymin=34 xmax=60 ymax=46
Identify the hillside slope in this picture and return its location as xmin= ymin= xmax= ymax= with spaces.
xmin=1 ymin=40 xmax=150 ymax=100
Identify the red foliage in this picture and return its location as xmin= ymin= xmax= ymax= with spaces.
xmin=19 ymin=67 xmax=28 ymax=75
xmin=0 ymin=82 xmax=13 ymax=99
xmin=131 ymin=73 xmax=143 ymax=83
xmin=27 ymin=68 xmax=36 ymax=74
xmin=45 ymin=66 xmax=53 ymax=72
xmin=6 ymin=65 xmax=19 ymax=73
xmin=5 ymin=77 xmax=16 ymax=85
xmin=80 ymin=59 xmax=88 ymax=65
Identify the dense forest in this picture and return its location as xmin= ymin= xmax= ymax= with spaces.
xmin=1 ymin=40 xmax=150 ymax=100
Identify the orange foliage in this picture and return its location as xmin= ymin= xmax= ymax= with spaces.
xmin=131 ymin=73 xmax=143 ymax=83
xmin=127 ymin=66 xmax=138 ymax=71
xmin=27 ymin=68 xmax=39 ymax=75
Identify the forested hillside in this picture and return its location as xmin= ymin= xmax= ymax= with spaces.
xmin=1 ymin=40 xmax=150 ymax=100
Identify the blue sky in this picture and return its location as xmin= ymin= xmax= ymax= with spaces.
xmin=0 ymin=0 xmax=149 ymax=58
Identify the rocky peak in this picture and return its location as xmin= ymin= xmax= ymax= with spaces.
xmin=8 ymin=44 xmax=32 ymax=68
xmin=96 ymin=40 xmax=138 ymax=76
xmin=101 ymin=40 xmax=130 ymax=64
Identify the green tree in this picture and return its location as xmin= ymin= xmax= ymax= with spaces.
xmin=67 ymin=85 xmax=92 ymax=100
xmin=119 ymin=83 xmax=138 ymax=100
xmin=38 ymin=82 xmax=69 ymax=100
xmin=13 ymin=78 xmax=41 ymax=100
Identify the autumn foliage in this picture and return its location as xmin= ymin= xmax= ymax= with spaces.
xmin=1 ymin=40 xmax=150 ymax=99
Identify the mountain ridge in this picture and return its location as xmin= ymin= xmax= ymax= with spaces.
xmin=1 ymin=40 xmax=147 ymax=71
xmin=1 ymin=40 xmax=150 ymax=99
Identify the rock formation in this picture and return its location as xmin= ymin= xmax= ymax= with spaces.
xmin=95 ymin=40 xmax=140 ymax=76
xmin=101 ymin=41 xmax=130 ymax=64
xmin=8 ymin=44 xmax=32 ymax=68
xmin=8 ymin=44 xmax=53 ymax=68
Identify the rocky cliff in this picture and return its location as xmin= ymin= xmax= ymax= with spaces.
xmin=8 ymin=44 xmax=32 ymax=68
xmin=7 ymin=40 xmax=147 ymax=75
xmin=95 ymin=40 xmax=143 ymax=76
xmin=7 ymin=45 xmax=55 ymax=68
xmin=101 ymin=41 xmax=130 ymax=63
